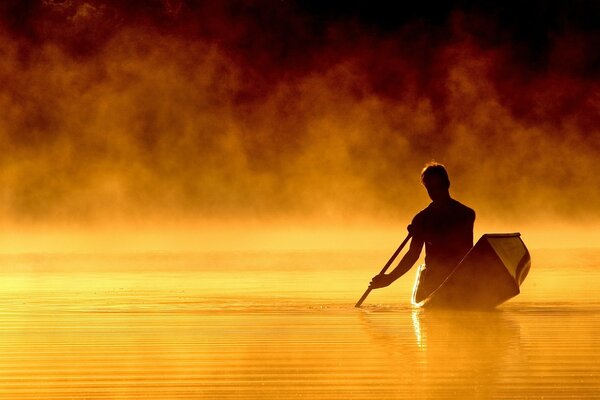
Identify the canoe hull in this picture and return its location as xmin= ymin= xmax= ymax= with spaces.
xmin=416 ymin=233 xmax=531 ymax=309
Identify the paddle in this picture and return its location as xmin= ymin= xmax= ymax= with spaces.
xmin=355 ymin=233 xmax=412 ymax=308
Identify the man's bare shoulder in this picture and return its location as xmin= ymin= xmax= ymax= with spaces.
xmin=412 ymin=203 xmax=433 ymax=222
xmin=451 ymin=199 xmax=476 ymax=220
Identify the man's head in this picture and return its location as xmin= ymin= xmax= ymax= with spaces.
xmin=420 ymin=162 xmax=450 ymax=202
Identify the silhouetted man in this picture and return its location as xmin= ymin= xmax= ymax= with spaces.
xmin=370 ymin=162 xmax=475 ymax=303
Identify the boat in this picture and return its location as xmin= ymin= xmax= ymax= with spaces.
xmin=414 ymin=233 xmax=531 ymax=309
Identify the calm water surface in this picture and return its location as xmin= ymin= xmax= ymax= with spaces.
xmin=0 ymin=249 xmax=598 ymax=399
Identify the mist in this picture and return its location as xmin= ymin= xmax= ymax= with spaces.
xmin=0 ymin=0 xmax=598 ymax=250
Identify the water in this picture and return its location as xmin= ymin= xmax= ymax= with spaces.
xmin=0 ymin=249 xmax=599 ymax=399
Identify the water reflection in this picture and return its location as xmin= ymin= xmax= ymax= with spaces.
xmin=411 ymin=308 xmax=522 ymax=352
xmin=359 ymin=306 xmax=525 ymax=397
xmin=359 ymin=307 xmax=521 ymax=351
xmin=411 ymin=308 xmax=424 ymax=348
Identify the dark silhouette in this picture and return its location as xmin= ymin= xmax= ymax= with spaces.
xmin=370 ymin=162 xmax=475 ymax=303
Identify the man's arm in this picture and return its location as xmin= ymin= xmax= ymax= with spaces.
xmin=370 ymin=237 xmax=424 ymax=288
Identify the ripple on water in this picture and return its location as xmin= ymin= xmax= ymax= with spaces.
xmin=0 ymin=251 xmax=598 ymax=399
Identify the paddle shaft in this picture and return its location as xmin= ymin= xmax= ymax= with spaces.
xmin=355 ymin=233 xmax=412 ymax=308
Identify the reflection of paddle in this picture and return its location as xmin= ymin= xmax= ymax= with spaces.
xmin=355 ymin=233 xmax=412 ymax=308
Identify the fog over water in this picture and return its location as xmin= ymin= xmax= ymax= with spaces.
xmin=0 ymin=1 xmax=598 ymax=248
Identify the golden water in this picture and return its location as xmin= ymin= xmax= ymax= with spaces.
xmin=0 ymin=249 xmax=598 ymax=399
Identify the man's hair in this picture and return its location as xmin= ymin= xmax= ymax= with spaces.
xmin=420 ymin=162 xmax=450 ymax=189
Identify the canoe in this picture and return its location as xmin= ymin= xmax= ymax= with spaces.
xmin=415 ymin=233 xmax=531 ymax=309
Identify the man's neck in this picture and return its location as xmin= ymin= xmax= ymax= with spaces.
xmin=432 ymin=193 xmax=452 ymax=204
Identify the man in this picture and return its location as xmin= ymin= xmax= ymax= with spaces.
xmin=370 ymin=162 xmax=475 ymax=303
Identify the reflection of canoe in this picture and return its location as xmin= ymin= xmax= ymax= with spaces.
xmin=415 ymin=233 xmax=531 ymax=309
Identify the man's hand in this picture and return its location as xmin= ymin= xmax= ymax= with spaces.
xmin=370 ymin=274 xmax=393 ymax=289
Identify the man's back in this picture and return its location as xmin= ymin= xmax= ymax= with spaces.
xmin=411 ymin=199 xmax=475 ymax=298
